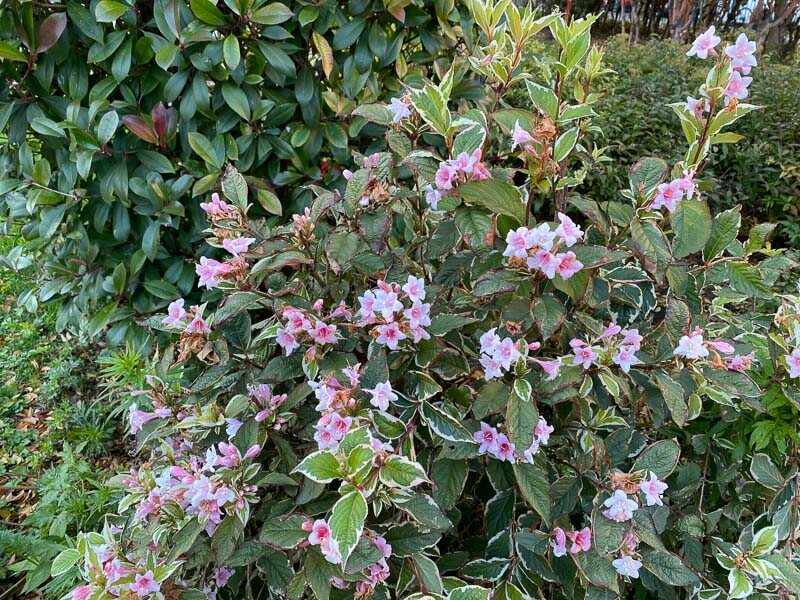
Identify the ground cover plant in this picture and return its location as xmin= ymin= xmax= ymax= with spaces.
xmin=43 ymin=2 xmax=800 ymax=600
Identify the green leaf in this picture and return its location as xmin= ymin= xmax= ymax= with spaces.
xmin=670 ymin=200 xmax=711 ymax=258
xmin=728 ymin=568 xmax=752 ymax=599
xmin=513 ymin=462 xmax=550 ymax=525
xmin=505 ymin=391 xmax=538 ymax=449
xmin=380 ymin=455 xmax=428 ymax=488
xmin=95 ymin=0 xmax=130 ymax=22
xmin=630 ymin=218 xmax=671 ymax=277
xmin=449 ymin=586 xmax=491 ymax=600
xmin=188 ymin=132 xmax=223 ymax=169
xmin=749 ymin=453 xmax=785 ymax=488
xmin=704 ymin=205 xmax=741 ymax=260
xmin=525 ymin=80 xmax=558 ymax=118
xmin=0 ymin=41 xmax=27 ymax=62
xmin=190 ymin=0 xmax=227 ymax=25
xmin=167 ymin=519 xmax=204 ymax=562
xmin=50 ymin=549 xmax=80 ymax=577
xmin=629 ymin=157 xmax=667 ymax=197
xmin=251 ymin=2 xmax=294 ymax=25
xmin=632 ymin=439 xmax=680 ymax=479
xmin=421 ymin=403 xmax=474 ymax=443
xmin=259 ymin=515 xmax=309 ymax=549
xmin=427 ymin=314 xmax=478 ymax=336
xmin=412 ymin=554 xmax=443 ymax=594
xmin=292 ymin=450 xmax=341 ymax=483
xmin=329 ymin=490 xmax=367 ymax=563
xmin=640 ymin=549 xmax=699 ymax=586
xmin=653 ymin=371 xmax=687 ymax=427
xmin=222 ymin=83 xmax=250 ymax=120
xmin=533 ymin=295 xmax=565 ymax=339
xmin=223 ymin=35 xmax=241 ymax=70
xmin=431 ymin=459 xmax=468 ymax=510
xmin=554 ymin=127 xmax=579 ymax=162
xmin=325 ymin=231 xmax=360 ymax=274
xmin=459 ymin=179 xmax=525 ymax=225
xmin=750 ymin=526 xmax=779 ymax=556
xmin=727 ymin=262 xmax=769 ymax=297
xmin=573 ymin=549 xmax=620 ymax=592
xmin=352 ymin=103 xmax=393 ymax=126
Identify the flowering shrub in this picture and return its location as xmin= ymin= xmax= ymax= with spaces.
xmin=55 ymin=3 xmax=800 ymax=600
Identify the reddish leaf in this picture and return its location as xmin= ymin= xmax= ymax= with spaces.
xmin=151 ymin=102 xmax=168 ymax=139
xmin=36 ymin=12 xmax=67 ymax=54
xmin=121 ymin=115 xmax=157 ymax=144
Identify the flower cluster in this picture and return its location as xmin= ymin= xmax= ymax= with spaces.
xmin=162 ymin=299 xmax=211 ymax=335
xmin=473 ymin=416 xmax=554 ymax=463
xmin=478 ymin=328 xmax=535 ymax=380
xmin=550 ymin=526 xmax=592 ymax=557
xmin=650 ymin=171 xmax=696 ymax=213
xmin=673 ymin=328 xmax=753 ymax=371
xmin=357 ymin=276 xmax=430 ymax=349
xmin=304 ymin=518 xmax=342 ymax=564
xmin=686 ymin=28 xmax=757 ymax=108
xmin=276 ymin=301 xmax=349 ymax=357
xmin=503 ymin=213 xmax=584 ymax=280
xmin=433 ymin=148 xmax=491 ymax=192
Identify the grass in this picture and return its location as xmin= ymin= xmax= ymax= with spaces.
xmin=0 ymin=227 xmax=126 ymax=597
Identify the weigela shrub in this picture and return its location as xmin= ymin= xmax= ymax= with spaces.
xmin=57 ymin=3 xmax=800 ymax=599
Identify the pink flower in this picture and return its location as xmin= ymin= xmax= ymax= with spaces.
xmin=375 ymin=322 xmax=406 ymax=350
xmin=196 ymin=256 xmax=232 ymax=289
xmin=474 ymin=422 xmax=499 ymax=454
xmin=214 ymin=441 xmax=241 ymax=467
xmin=674 ymin=333 xmax=709 ymax=359
xmin=130 ymin=570 xmax=160 ymax=597
xmin=308 ymin=519 xmax=331 ymax=545
xmin=402 ymin=275 xmax=426 ymax=302
xmin=567 ymin=527 xmax=592 ymax=553
xmin=640 ymin=471 xmax=668 ymax=506
xmin=724 ymin=71 xmax=752 ymax=104
xmin=226 ymin=418 xmax=243 ymax=437
xmin=686 ymin=95 xmax=708 ymax=119
xmin=185 ymin=312 xmax=211 ymax=335
xmin=677 ymin=171 xmax=696 ymax=199
xmin=621 ymin=328 xmax=643 ymax=350
xmin=725 ymin=33 xmax=757 ymax=74
xmin=480 ymin=355 xmax=503 ymax=380
xmin=503 ymin=227 xmax=531 ymax=260
xmin=602 ymin=490 xmax=638 ymax=522
xmin=534 ymin=416 xmax=554 ymax=445
xmin=623 ymin=530 xmax=640 ymax=552
xmin=601 ymin=324 xmax=622 ymax=338
xmin=373 ymin=288 xmax=403 ymax=321
xmin=495 ymin=337 xmax=522 ymax=370
xmin=244 ymin=444 xmax=261 ymax=458
xmin=612 ymin=348 xmax=640 ymax=373
xmin=71 ymin=585 xmax=95 ymax=600
xmin=388 ymin=97 xmax=411 ymax=122
xmin=555 ymin=251 xmax=583 ymax=280
xmin=404 ymin=301 xmax=431 ymax=329
xmin=652 ymin=180 xmax=682 ymax=213
xmin=522 ymin=440 xmax=540 ymax=462
xmin=532 ymin=250 xmax=559 ymax=279
xmin=410 ymin=325 xmax=430 ymax=343
xmin=551 ymin=527 xmax=568 ymax=557
xmin=452 ymin=151 xmax=479 ymax=174
xmin=162 ymin=298 xmax=187 ymax=328
xmin=786 ymin=349 xmax=800 ymax=378
xmin=534 ymin=358 xmax=562 ymax=381
xmin=435 ymin=162 xmax=458 ymax=190
xmin=214 ymin=567 xmax=234 ymax=587
xmin=309 ymin=320 xmax=337 ymax=345
xmin=687 ymin=26 xmax=720 ymax=60
xmin=480 ymin=328 xmax=501 ymax=355
xmin=222 ymin=236 xmax=256 ymax=256
xmin=613 ymin=555 xmax=642 ymax=578
xmin=424 ymin=185 xmax=442 ymax=210
xmin=321 ymin=538 xmax=341 ymax=564
xmin=710 ymin=340 xmax=735 ymax=354
xmin=342 ymin=169 xmax=353 ymax=180
xmin=491 ymin=433 xmax=516 ymax=463
xmin=365 ymin=381 xmax=397 ymax=411
xmin=572 ymin=345 xmax=598 ymax=370
xmin=374 ymin=535 xmax=392 ymax=559
xmin=555 ymin=213 xmax=583 ymax=247
xmin=511 ymin=120 xmax=534 ymax=150
xmin=129 ymin=404 xmax=157 ymax=435
xmin=727 ymin=352 xmax=754 ymax=372
xmin=276 ymin=329 xmax=299 ymax=355
xmin=200 ymin=193 xmax=231 ymax=218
